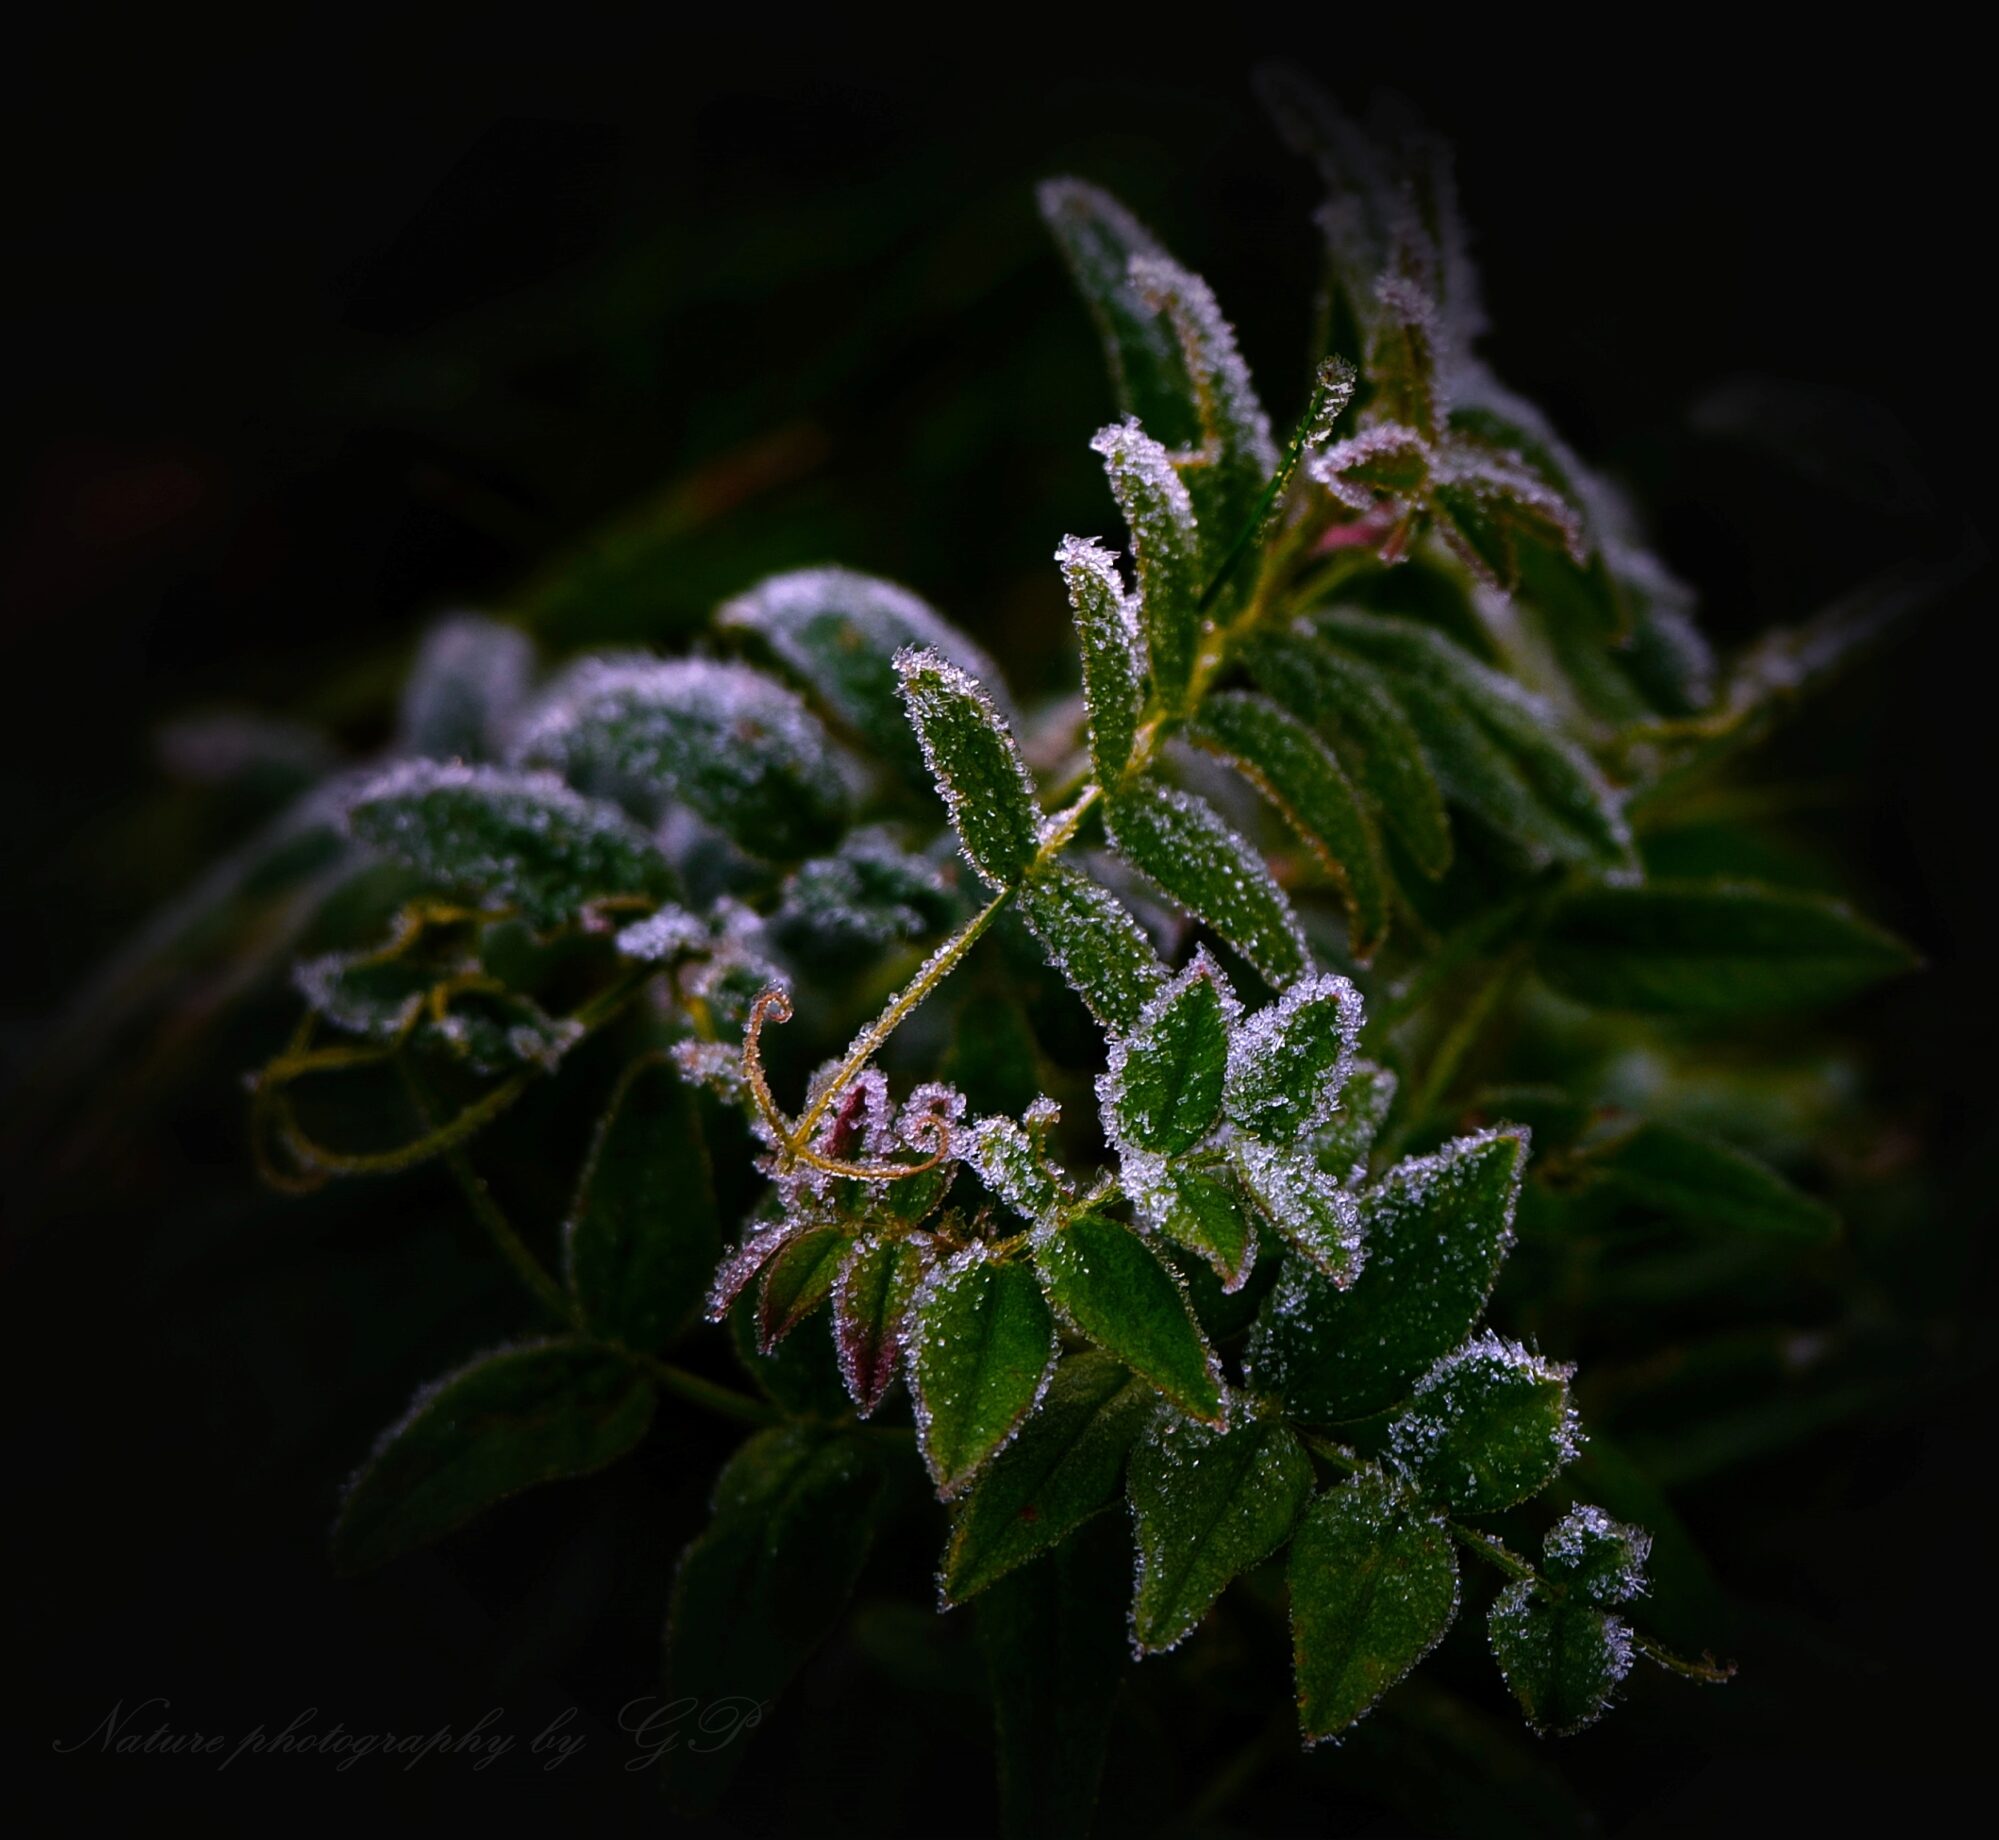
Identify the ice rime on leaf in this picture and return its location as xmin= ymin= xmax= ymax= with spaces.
xmin=1222 ymin=972 xmax=1363 ymax=1144
xmin=1312 ymin=1058 xmax=1397 ymax=1186
xmin=1543 ymin=1504 xmax=1651 ymax=1606
xmin=1098 ymin=947 xmax=1239 ymax=1158
xmin=1056 ymin=533 xmax=1147 ymax=782
xmin=398 ymin=612 xmax=536 ymax=763
xmin=1090 ymin=419 xmax=1203 ymax=708
xmin=893 ymin=647 xmax=1044 ymax=890
xmin=1385 ymin=1330 xmax=1579 ymax=1515
xmin=833 ymin=1234 xmax=935 ymax=1417
xmin=1015 ymin=862 xmax=1167 ymax=1034
xmin=614 ymin=904 xmax=708 ymax=962
xmin=968 ymin=1115 xmax=1068 ymax=1222
xmin=1230 ymin=1138 xmax=1364 ymax=1286
xmin=1488 ymin=1577 xmax=1635 ymax=1737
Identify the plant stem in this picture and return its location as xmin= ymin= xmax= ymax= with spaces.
xmin=1448 ymin=1522 xmax=1538 ymax=1582
xmin=442 ymin=1141 xmax=577 ymax=1328
xmin=1632 ymin=1633 xmax=1737 ymax=1683
xmin=628 ymin=1351 xmax=784 ymax=1427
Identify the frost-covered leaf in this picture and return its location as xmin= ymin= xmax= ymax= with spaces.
xmin=1231 ymin=1139 xmax=1364 ymax=1285
xmin=1091 ymin=419 xmax=1203 ymax=709
xmin=1312 ymin=422 xmax=1434 ymax=512
xmin=1107 ymin=780 xmax=1309 ymax=990
xmin=1368 ymin=275 xmax=1443 ymax=438
xmin=1223 ymin=972 xmax=1364 ymax=1144
xmin=774 ymin=827 xmax=957 ymax=959
xmin=397 ymin=612 xmax=534 ymax=762
xmin=969 ymin=1114 xmax=1069 ymax=1222
xmin=1581 ymin=1119 xmax=1839 ymax=1242
xmin=717 ymin=565 xmax=1009 ymax=788
xmin=1488 ymin=1579 xmax=1633 ymax=1738
xmin=511 ymin=657 xmax=846 ymax=856
xmin=895 ymin=647 xmax=1044 ymax=889
xmin=417 ymin=984 xmax=582 ymax=1077
xmin=1312 ymin=1058 xmax=1398 ymax=1187
xmin=1016 ymin=862 xmax=1167 ymax=1032
xmin=1102 ymin=949 xmax=1236 ymax=1155
xmin=756 ymin=1225 xmax=847 ymax=1352
xmin=1128 ymin=1414 xmax=1313 ymax=1653
xmin=1058 ymin=533 xmax=1147 ymax=783
xmin=1321 ymin=613 xmax=1632 ymax=870
xmin=977 ymin=1517 xmax=1129 ymax=1840
xmin=1543 ymin=1504 xmax=1651 ymax=1606
xmin=1249 ymin=1129 xmax=1526 ymax=1421
xmin=332 ymin=1339 xmax=655 ymax=1574
xmin=565 ymin=1055 xmax=720 ymax=1354
xmin=1130 ymin=1161 xmax=1259 ymax=1292
xmin=1194 ymin=691 xmax=1389 ymax=958
xmin=832 ymin=1234 xmax=934 ymax=1416
xmin=1034 ymin=1213 xmax=1224 ymax=1425
xmin=1387 ymin=1333 xmax=1578 ymax=1515
xmin=344 ymin=762 xmax=674 ymax=928
xmin=1289 ymin=1469 xmax=1460 ymax=1741
xmin=909 ymin=1248 xmax=1059 ymax=1498
xmin=1243 ymin=632 xmax=1451 ymax=878
xmin=1536 ymin=880 xmax=1917 ymax=1015
xmin=944 ymin=1352 xmax=1155 ymax=1603
xmin=293 ymin=942 xmax=436 ymax=1040
xmin=665 ymin=1426 xmax=888 ymax=1810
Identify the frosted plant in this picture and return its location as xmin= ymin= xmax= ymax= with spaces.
xmin=98 ymin=68 xmax=1936 ymax=1834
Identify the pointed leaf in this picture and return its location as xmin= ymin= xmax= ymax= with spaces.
xmin=909 ymin=1248 xmax=1059 ymax=1497
xmin=1387 ymin=1333 xmax=1578 ymax=1515
xmin=945 ymin=1352 xmax=1155 ymax=1602
xmin=511 ymin=657 xmax=846 ymax=855
xmin=1312 ymin=1058 xmax=1398 ymax=1187
xmin=1130 ymin=1160 xmax=1259 ymax=1292
xmin=665 ymin=1427 xmax=888 ymax=1809
xmin=332 ymin=1339 xmax=655 ymax=1574
xmin=1129 ymin=1415 xmax=1314 ymax=1652
xmin=718 ymin=565 xmax=1009 ymax=787
xmin=564 ymin=1054 xmax=721 ymax=1354
xmin=1582 ymin=1119 xmax=1839 ymax=1242
xmin=832 ymin=1234 xmax=934 ymax=1415
xmin=1244 ymin=632 xmax=1451 ymax=878
xmin=757 ymin=1225 xmax=848 ymax=1352
xmin=1249 ymin=1129 xmax=1526 ymax=1420
xmin=345 ymin=762 xmax=674 ymax=927
xmin=1231 ymin=1139 xmax=1364 ymax=1284
xmin=1107 ymin=780 xmax=1309 ymax=989
xmin=895 ymin=647 xmax=1043 ymax=889
xmin=1536 ymin=879 xmax=1917 ymax=1015
xmin=1223 ymin=972 xmax=1364 ymax=1144
xmin=1033 ymin=1213 xmax=1223 ymax=1425
xmin=1058 ymin=534 xmax=1147 ymax=783
xmin=1195 ymin=691 xmax=1390 ymax=957
xmin=1102 ymin=948 xmax=1236 ymax=1154
xmin=1016 ymin=862 xmax=1167 ymax=1032
xmin=968 ymin=1114 xmax=1069 ymax=1222
xmin=1488 ymin=1580 xmax=1633 ymax=1737
xmin=1091 ymin=419 xmax=1203 ymax=708
xmin=1290 ymin=1470 xmax=1461 ymax=1741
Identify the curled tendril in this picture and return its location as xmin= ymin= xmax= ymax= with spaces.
xmin=740 ymin=981 xmax=955 ymax=1181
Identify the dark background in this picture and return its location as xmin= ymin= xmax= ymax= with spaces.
xmin=6 ymin=17 xmax=1993 ymax=1832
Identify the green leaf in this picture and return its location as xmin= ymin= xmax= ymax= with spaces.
xmin=756 ymin=1225 xmax=848 ymax=1352
xmin=944 ymin=1352 xmax=1155 ymax=1603
xmin=345 ymin=762 xmax=674 ymax=928
xmin=1321 ymin=612 xmax=1632 ymax=870
xmin=895 ymin=646 xmax=1044 ymax=889
xmin=1312 ymin=1057 xmax=1398 ymax=1186
xmin=1223 ymin=972 xmax=1364 ymax=1144
xmin=332 ymin=1339 xmax=655 ymax=1574
xmin=977 ymin=1516 xmax=1130 ymax=1840
xmin=511 ymin=656 xmax=846 ymax=856
xmin=1248 ymin=1130 xmax=1526 ymax=1421
xmin=1107 ymin=780 xmax=1308 ymax=989
xmin=1132 ymin=1161 xmax=1259 ymax=1292
xmin=909 ymin=1249 xmax=1059 ymax=1497
xmin=1033 ymin=1213 xmax=1223 ymax=1425
xmin=397 ymin=612 xmax=534 ymax=762
xmin=1058 ymin=534 xmax=1147 ymax=783
xmin=1488 ymin=1580 xmax=1633 ymax=1737
xmin=664 ymin=1426 xmax=888 ymax=1809
xmin=1091 ymin=418 xmax=1204 ymax=708
xmin=1582 ymin=1119 xmax=1839 ymax=1242
xmin=1128 ymin=1415 xmax=1313 ymax=1652
xmin=1104 ymin=950 xmax=1235 ymax=1155
xmin=1367 ymin=278 xmax=1442 ymax=438
xmin=1244 ymin=632 xmax=1451 ymax=879
xmin=564 ymin=1054 xmax=721 ymax=1354
xmin=718 ymin=564 xmax=1010 ymax=788
xmin=1386 ymin=1333 xmax=1578 ymax=1515
xmin=968 ymin=1109 xmax=1070 ymax=1222
xmin=1543 ymin=1504 xmax=1652 ymax=1606
xmin=1230 ymin=1140 xmax=1364 ymax=1284
xmin=1536 ymin=879 xmax=1917 ymax=1015
xmin=727 ymin=1288 xmax=850 ymax=1421
xmin=1016 ymin=863 xmax=1166 ymax=1033
xmin=1194 ymin=691 xmax=1390 ymax=958
xmin=1290 ymin=1469 xmax=1461 ymax=1741
xmin=832 ymin=1234 xmax=934 ymax=1416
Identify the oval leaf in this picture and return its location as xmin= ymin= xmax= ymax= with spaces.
xmin=1582 ymin=1119 xmax=1839 ymax=1242
xmin=1090 ymin=419 xmax=1203 ymax=708
xmin=1488 ymin=1580 xmax=1633 ymax=1738
xmin=1223 ymin=972 xmax=1364 ymax=1145
xmin=757 ymin=1225 xmax=848 ymax=1352
xmin=1058 ymin=534 xmax=1147 ymax=783
xmin=1102 ymin=948 xmax=1236 ymax=1155
xmin=1016 ymin=863 xmax=1167 ymax=1033
xmin=896 ymin=647 xmax=1044 ymax=889
xmin=1386 ymin=1333 xmax=1578 ymax=1516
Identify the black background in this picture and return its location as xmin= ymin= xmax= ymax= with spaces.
xmin=6 ymin=16 xmax=1993 ymax=1833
